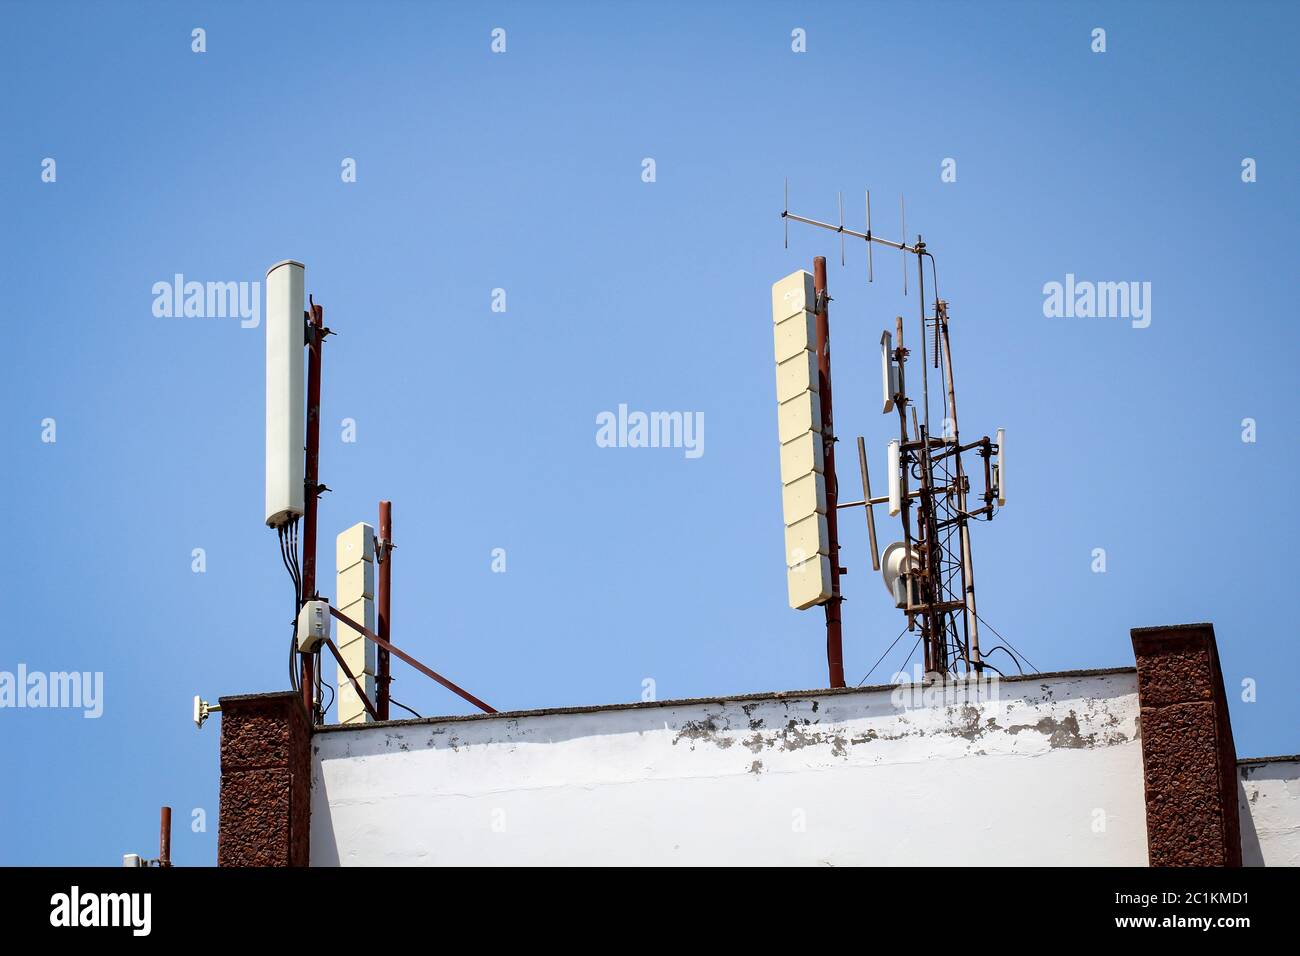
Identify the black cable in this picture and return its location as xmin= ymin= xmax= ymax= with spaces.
xmin=899 ymin=634 xmax=923 ymax=676
xmin=288 ymin=518 xmax=302 ymax=599
xmin=977 ymin=659 xmax=1008 ymax=678
xmin=318 ymin=673 xmax=335 ymax=716
xmin=974 ymin=612 xmax=1039 ymax=673
xmin=314 ymin=648 xmax=323 ymax=720
xmin=388 ymin=696 xmax=422 ymax=719
xmin=858 ymin=626 xmax=908 ymax=686
xmin=923 ymin=251 xmax=940 ymax=308
xmin=980 ymin=644 xmax=1026 ymax=675
xmin=278 ymin=526 xmax=300 ymax=693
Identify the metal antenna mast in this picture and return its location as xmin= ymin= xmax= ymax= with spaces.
xmin=778 ymin=184 xmax=1006 ymax=679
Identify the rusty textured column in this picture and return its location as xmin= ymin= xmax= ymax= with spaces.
xmin=217 ymin=691 xmax=312 ymax=867
xmin=813 ymin=257 xmax=845 ymax=688
xmin=1130 ymin=622 xmax=1241 ymax=867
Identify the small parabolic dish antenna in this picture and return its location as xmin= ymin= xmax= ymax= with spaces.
xmin=881 ymin=541 xmax=921 ymax=609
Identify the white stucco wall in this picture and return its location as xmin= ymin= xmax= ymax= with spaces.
xmin=310 ymin=669 xmax=1148 ymax=866
xmin=1239 ymin=757 xmax=1300 ymax=867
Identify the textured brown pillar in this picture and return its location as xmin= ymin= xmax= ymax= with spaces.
xmin=1131 ymin=623 xmax=1241 ymax=867
xmin=218 ymin=691 xmax=312 ymax=867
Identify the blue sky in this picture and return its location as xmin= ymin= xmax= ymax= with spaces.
xmin=1 ymin=1 xmax=1296 ymax=865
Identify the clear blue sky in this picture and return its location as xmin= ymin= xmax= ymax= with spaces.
xmin=1 ymin=1 xmax=1296 ymax=865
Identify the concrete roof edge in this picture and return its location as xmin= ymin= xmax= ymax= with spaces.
xmin=312 ymin=665 xmax=1138 ymax=734
xmin=219 ymin=690 xmax=300 ymax=705
xmin=1237 ymin=754 xmax=1300 ymax=766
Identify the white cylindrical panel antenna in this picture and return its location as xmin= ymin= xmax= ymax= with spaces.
xmin=995 ymin=428 xmax=1006 ymax=506
xmin=265 ymin=260 xmax=306 ymax=528
xmin=887 ymin=439 xmax=901 ymax=516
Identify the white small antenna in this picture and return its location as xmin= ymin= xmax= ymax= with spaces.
xmin=887 ymin=439 xmax=901 ymax=516
xmin=880 ymin=331 xmax=896 ymax=413
xmin=193 ymin=696 xmax=221 ymax=729
xmin=995 ymin=428 xmax=1006 ymax=506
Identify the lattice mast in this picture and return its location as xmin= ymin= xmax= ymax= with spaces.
xmin=776 ymin=185 xmax=1005 ymax=679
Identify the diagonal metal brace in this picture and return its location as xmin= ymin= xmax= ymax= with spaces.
xmin=323 ymin=637 xmax=379 ymax=721
xmin=328 ymin=606 xmax=497 ymax=715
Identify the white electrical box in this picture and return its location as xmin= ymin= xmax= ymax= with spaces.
xmin=781 ymin=472 xmax=826 ymax=525
xmin=296 ymin=599 xmax=331 ymax=652
xmin=775 ymin=349 xmax=819 ymax=404
xmin=337 ymin=559 xmax=375 ymax=602
xmin=773 ymin=310 xmax=817 ymax=364
xmin=337 ymin=596 xmax=375 ymax=647
xmin=787 ymin=553 xmax=833 ymax=611
xmin=777 ymin=390 xmax=822 ymax=444
xmin=335 ymin=522 xmax=374 ymax=571
xmin=336 ymin=522 xmax=377 ymax=725
xmin=784 ymin=512 xmax=829 ymax=566
xmin=771 ymin=270 xmax=817 ymax=322
xmin=779 ymin=430 xmax=824 ymax=481
xmin=265 ymin=260 xmax=306 ymax=528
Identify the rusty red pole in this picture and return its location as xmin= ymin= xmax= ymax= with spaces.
xmin=159 ymin=806 xmax=171 ymax=868
xmin=300 ymin=301 xmax=325 ymax=721
xmin=813 ymin=257 xmax=846 ymax=688
xmin=376 ymin=500 xmax=393 ymax=720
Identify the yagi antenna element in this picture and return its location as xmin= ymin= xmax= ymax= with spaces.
xmin=865 ymin=190 xmax=874 ymax=283
xmin=784 ymin=178 xmax=789 ymax=250
xmin=779 ymin=181 xmax=918 ymax=292
xmin=900 ymin=195 xmax=907 ymax=296
xmin=856 ymin=437 xmax=881 ymax=571
xmin=838 ymin=192 xmax=845 ymax=266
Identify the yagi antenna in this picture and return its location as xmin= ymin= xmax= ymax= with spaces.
xmin=865 ymin=190 xmax=874 ymax=283
xmin=779 ymin=180 xmax=922 ymax=288
xmin=857 ymin=436 xmax=880 ymax=571
xmin=900 ymin=195 xmax=907 ymax=296
xmin=837 ymin=191 xmax=845 ymax=266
